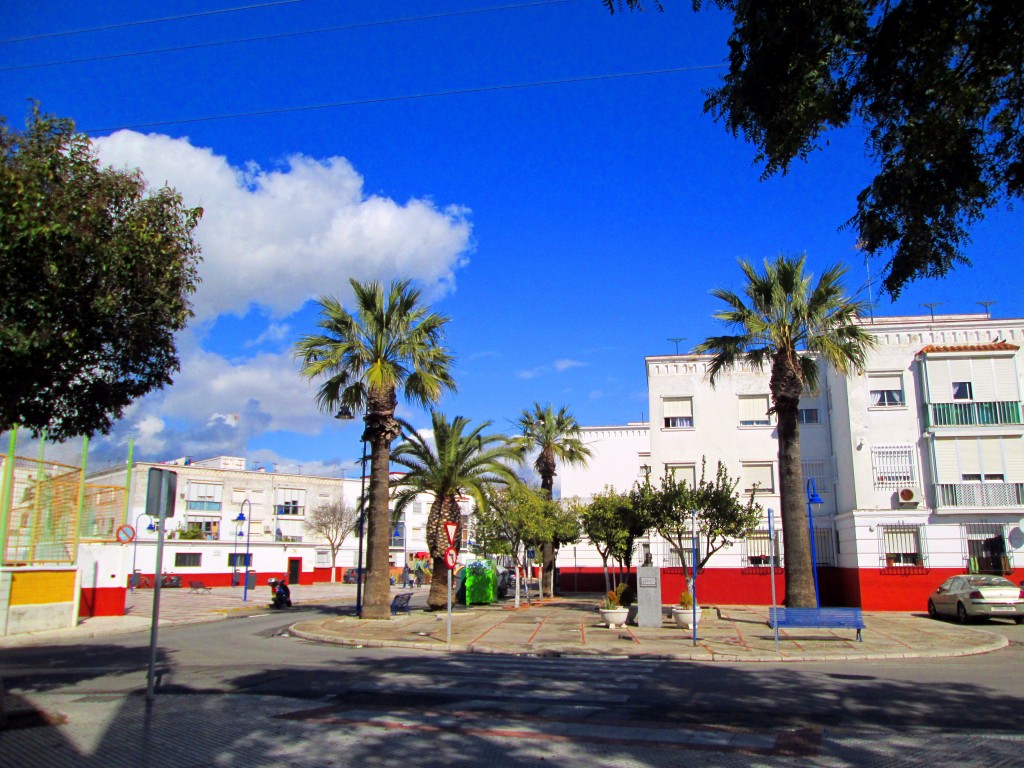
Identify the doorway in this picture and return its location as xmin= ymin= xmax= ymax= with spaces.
xmin=288 ymin=558 xmax=301 ymax=585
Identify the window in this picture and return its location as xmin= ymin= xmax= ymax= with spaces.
xmin=186 ymin=483 xmax=223 ymax=511
xmin=665 ymin=463 xmax=696 ymax=487
xmin=663 ymin=398 xmax=694 ymax=428
xmin=869 ymin=373 xmax=905 ymax=407
xmin=742 ymin=462 xmax=774 ymax=493
xmin=963 ymin=523 xmax=1011 ymax=574
xmin=743 ymin=530 xmax=781 ymax=567
xmin=739 ymin=395 xmax=771 ymax=426
xmin=175 ymin=552 xmax=202 ymax=568
xmin=275 ymin=488 xmax=306 ymax=515
xmin=186 ymin=520 xmax=219 ymax=540
xmin=392 ymin=522 xmax=406 ymax=550
xmin=667 ymin=542 xmax=706 ymax=570
xmin=880 ymin=524 xmax=925 ymax=567
xmin=315 ymin=550 xmax=331 ymax=568
xmin=801 ymin=459 xmax=832 ymax=496
xmin=797 ymin=408 xmax=819 ymax=424
xmin=228 ymin=553 xmax=252 ymax=567
xmin=952 ymin=381 xmax=974 ymax=400
xmin=871 ymin=444 xmax=917 ymax=489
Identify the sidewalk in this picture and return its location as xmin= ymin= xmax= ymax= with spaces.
xmin=1 ymin=586 xmax=1009 ymax=661
xmin=289 ymin=596 xmax=1010 ymax=662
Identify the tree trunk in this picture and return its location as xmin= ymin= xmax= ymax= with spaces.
xmin=426 ymin=495 xmax=461 ymax=610
xmin=360 ymin=391 xmax=401 ymax=620
xmin=538 ymin=453 xmax=557 ymax=597
xmin=772 ymin=353 xmax=816 ymax=608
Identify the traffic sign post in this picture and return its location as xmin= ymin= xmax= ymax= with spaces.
xmin=444 ymin=522 xmax=459 ymax=647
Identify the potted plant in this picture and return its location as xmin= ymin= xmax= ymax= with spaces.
xmin=598 ymin=590 xmax=629 ymax=628
xmin=672 ymin=590 xmax=702 ymax=629
xmin=616 ymin=582 xmax=638 ymax=625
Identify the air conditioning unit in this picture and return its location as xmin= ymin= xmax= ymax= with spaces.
xmin=898 ymin=487 xmax=922 ymax=505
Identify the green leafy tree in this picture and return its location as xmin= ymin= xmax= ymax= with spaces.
xmin=390 ymin=412 xmax=520 ymax=610
xmin=694 ymin=254 xmax=873 ymax=606
xmin=606 ymin=1 xmax=1023 ymax=297
xmin=632 ymin=458 xmax=761 ymax=596
xmin=474 ymin=483 xmax=564 ymax=607
xmin=575 ymin=487 xmax=647 ymax=594
xmin=0 ymin=105 xmax=203 ymax=439
xmin=512 ymin=403 xmax=592 ymax=596
xmin=295 ymin=279 xmax=456 ymax=619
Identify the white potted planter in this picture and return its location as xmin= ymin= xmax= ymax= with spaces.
xmin=598 ymin=607 xmax=629 ymax=628
xmin=672 ymin=605 xmax=703 ymax=628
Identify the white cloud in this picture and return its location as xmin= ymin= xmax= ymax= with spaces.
xmin=93 ymin=132 xmax=473 ymax=323
xmin=516 ymin=358 xmax=588 ymax=379
xmin=553 ymin=359 xmax=586 ymax=372
xmin=244 ymin=322 xmax=291 ymax=348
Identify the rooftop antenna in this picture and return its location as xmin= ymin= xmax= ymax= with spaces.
xmin=921 ymin=302 xmax=942 ymax=322
xmin=977 ymin=301 xmax=995 ymax=319
xmin=667 ymin=337 xmax=687 ymax=354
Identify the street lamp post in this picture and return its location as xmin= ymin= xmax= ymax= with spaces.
xmin=232 ymin=514 xmax=245 ymax=586
xmin=239 ymin=499 xmax=253 ymax=601
xmin=130 ymin=512 xmax=154 ymax=592
xmin=806 ymin=477 xmax=825 ymax=609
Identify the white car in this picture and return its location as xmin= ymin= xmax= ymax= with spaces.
xmin=928 ymin=575 xmax=1024 ymax=624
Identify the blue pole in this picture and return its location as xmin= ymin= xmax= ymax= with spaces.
xmin=241 ymin=499 xmax=252 ymax=602
xmin=807 ymin=478 xmax=822 ymax=609
xmin=691 ymin=507 xmax=698 ymax=646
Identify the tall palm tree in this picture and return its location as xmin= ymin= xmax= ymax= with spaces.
xmin=512 ymin=403 xmax=592 ymax=596
xmin=295 ymin=278 xmax=456 ymax=619
xmin=391 ymin=412 xmax=521 ymax=610
xmin=694 ymin=254 xmax=874 ymax=607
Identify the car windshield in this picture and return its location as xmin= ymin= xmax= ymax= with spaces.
xmin=963 ymin=576 xmax=1015 ymax=588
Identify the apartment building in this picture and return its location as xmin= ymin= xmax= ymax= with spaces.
xmin=556 ymin=313 xmax=1024 ymax=610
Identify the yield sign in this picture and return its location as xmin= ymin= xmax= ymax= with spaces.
xmin=444 ymin=521 xmax=459 ymax=545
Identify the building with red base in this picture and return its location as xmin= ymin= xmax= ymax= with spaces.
xmin=556 ymin=313 xmax=1024 ymax=611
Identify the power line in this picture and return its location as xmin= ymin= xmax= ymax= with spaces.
xmin=0 ymin=0 xmax=576 ymax=72
xmin=0 ymin=1 xmax=306 ymax=45
xmin=80 ymin=64 xmax=725 ymax=134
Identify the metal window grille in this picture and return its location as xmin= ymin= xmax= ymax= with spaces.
xmin=871 ymin=445 xmax=918 ymax=489
xmin=962 ymin=522 xmax=1013 ymax=574
xmin=314 ymin=550 xmax=330 ymax=568
xmin=813 ymin=526 xmax=837 ymax=566
xmin=801 ymin=460 xmax=832 ymax=496
xmin=879 ymin=524 xmax=926 ymax=567
xmin=665 ymin=541 xmax=705 ymax=570
xmin=742 ymin=529 xmax=783 ymax=567
xmin=228 ymin=553 xmax=252 ymax=567
xmin=175 ymin=552 xmax=202 ymax=568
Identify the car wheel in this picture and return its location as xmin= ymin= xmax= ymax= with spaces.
xmin=927 ymin=600 xmax=939 ymax=619
xmin=956 ymin=603 xmax=970 ymax=624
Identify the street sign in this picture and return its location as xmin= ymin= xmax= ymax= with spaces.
xmin=116 ymin=524 xmax=135 ymax=544
xmin=444 ymin=546 xmax=457 ymax=569
xmin=444 ymin=521 xmax=458 ymax=545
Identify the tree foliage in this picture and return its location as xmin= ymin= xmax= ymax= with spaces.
xmin=390 ymin=412 xmax=519 ymax=610
xmin=694 ymin=254 xmax=872 ymax=606
xmin=304 ymin=497 xmax=360 ymax=582
xmin=575 ymin=486 xmax=650 ymax=593
xmin=295 ymin=279 xmax=456 ymax=619
xmin=631 ymin=458 xmax=761 ymax=592
xmin=606 ymin=2 xmax=1024 ymax=297
xmin=0 ymin=104 xmax=203 ymax=439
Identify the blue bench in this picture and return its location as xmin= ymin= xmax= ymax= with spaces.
xmin=390 ymin=593 xmax=413 ymax=615
xmin=768 ymin=607 xmax=865 ymax=642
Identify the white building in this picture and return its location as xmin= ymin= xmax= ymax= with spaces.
xmin=557 ymin=313 xmax=1024 ymax=610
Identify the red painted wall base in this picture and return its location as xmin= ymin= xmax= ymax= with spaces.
xmin=79 ymin=586 xmax=126 ymax=617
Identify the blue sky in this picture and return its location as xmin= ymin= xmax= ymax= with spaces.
xmin=4 ymin=0 xmax=1021 ymax=476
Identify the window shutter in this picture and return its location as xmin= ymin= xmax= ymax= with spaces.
xmin=869 ymin=374 xmax=902 ymax=391
xmin=663 ymin=398 xmax=693 ymax=418
xmin=739 ymin=395 xmax=769 ymax=423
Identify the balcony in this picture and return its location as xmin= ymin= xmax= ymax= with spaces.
xmin=925 ymin=401 xmax=1022 ymax=428
xmin=935 ymin=482 xmax=1024 ymax=508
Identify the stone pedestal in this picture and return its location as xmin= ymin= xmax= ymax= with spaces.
xmin=636 ymin=566 xmax=662 ymax=627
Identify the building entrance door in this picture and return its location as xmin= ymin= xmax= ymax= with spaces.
xmin=288 ymin=557 xmax=301 ymax=585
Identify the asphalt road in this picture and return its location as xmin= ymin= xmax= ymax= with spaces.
xmin=3 ymin=609 xmax=1023 ymax=767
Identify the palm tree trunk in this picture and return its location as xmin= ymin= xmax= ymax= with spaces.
xmin=538 ymin=455 xmax=557 ymax=597
xmin=426 ymin=495 xmax=460 ymax=610
xmin=361 ymin=395 xmax=401 ymax=620
xmin=774 ymin=367 xmax=816 ymax=607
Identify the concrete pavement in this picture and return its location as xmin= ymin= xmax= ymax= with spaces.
xmin=0 ymin=584 xmax=1009 ymax=661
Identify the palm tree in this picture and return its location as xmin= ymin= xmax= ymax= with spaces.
xmin=294 ymin=278 xmax=456 ymax=619
xmin=694 ymin=254 xmax=874 ymax=607
xmin=512 ymin=403 xmax=592 ymax=596
xmin=391 ymin=412 xmax=521 ymax=610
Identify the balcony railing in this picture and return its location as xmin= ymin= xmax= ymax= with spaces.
xmin=936 ymin=482 xmax=1024 ymax=508
xmin=925 ymin=400 xmax=1022 ymax=428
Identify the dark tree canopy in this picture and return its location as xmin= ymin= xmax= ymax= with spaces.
xmin=607 ymin=1 xmax=1024 ymax=298
xmin=0 ymin=105 xmax=203 ymax=440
